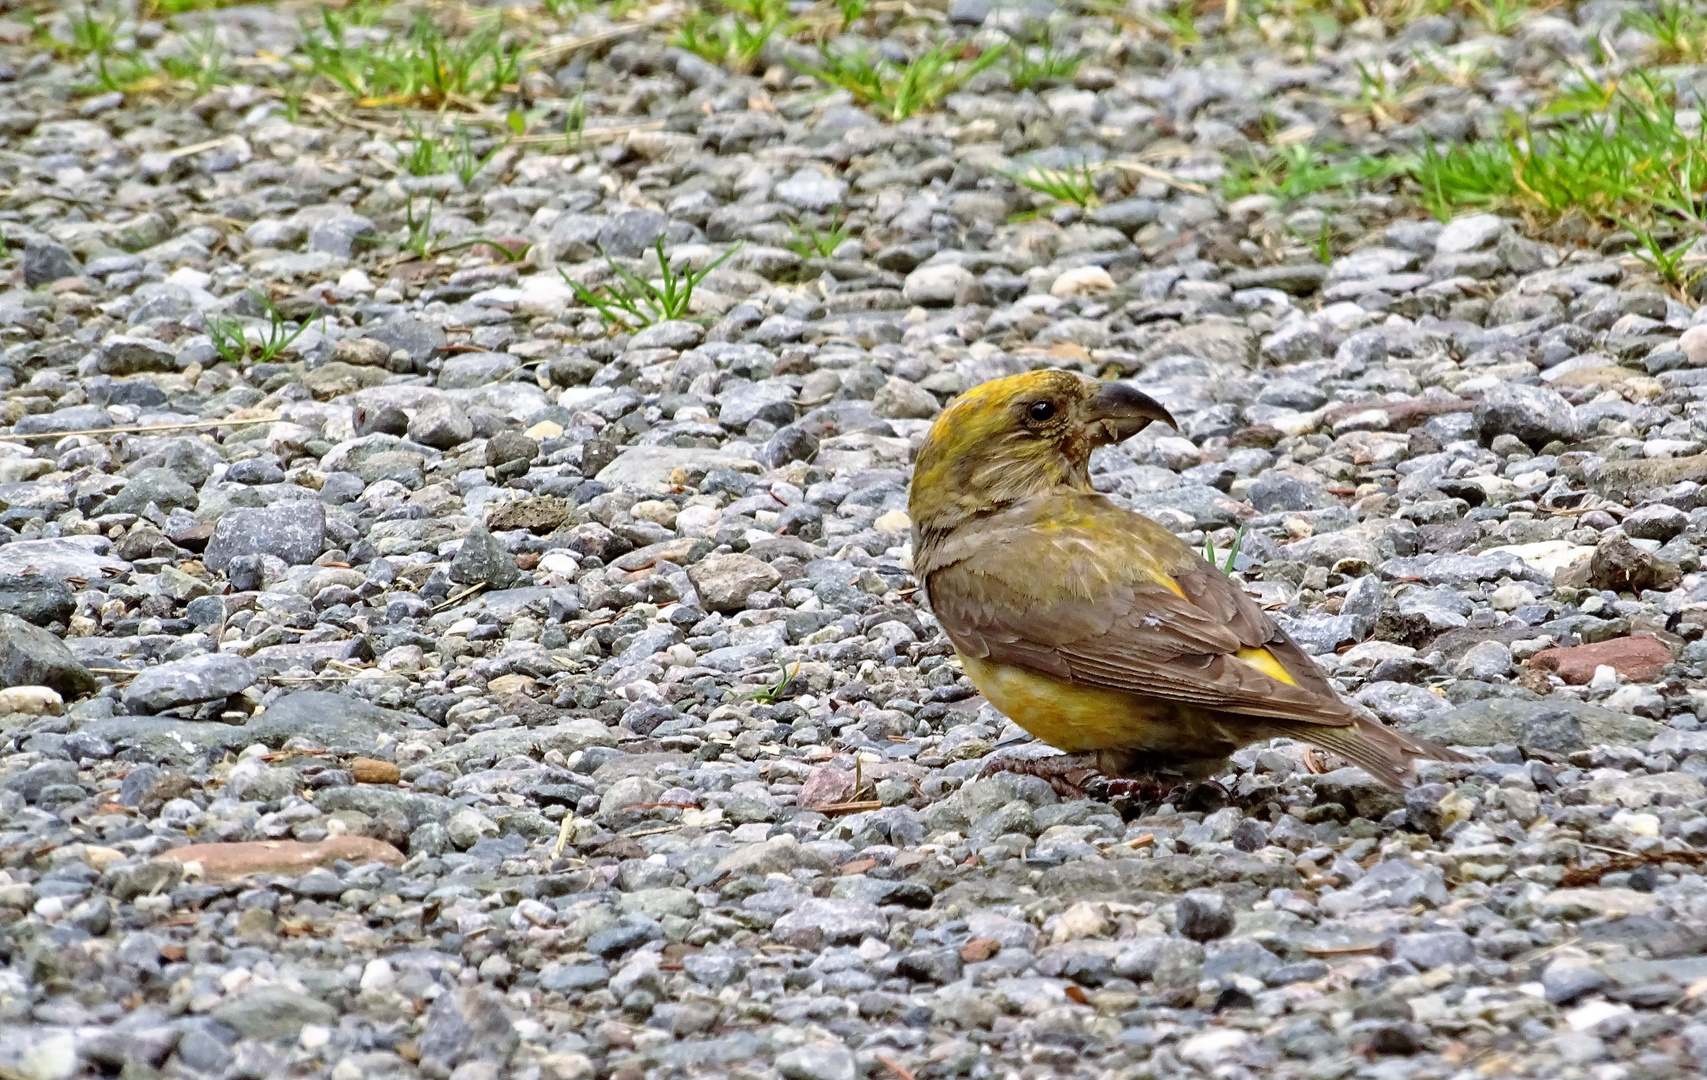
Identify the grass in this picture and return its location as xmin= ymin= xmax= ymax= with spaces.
xmin=1150 ymin=1 xmax=1200 ymax=46
xmin=564 ymin=236 xmax=741 ymax=330
xmin=1620 ymin=219 xmax=1706 ymax=296
xmin=786 ymin=221 xmax=852 ymax=259
xmin=1223 ymin=142 xmax=1405 ymax=203
xmin=675 ymin=0 xmax=798 ymax=76
xmin=402 ymin=196 xmax=450 ymax=260
xmin=1006 ymin=163 xmax=1100 ymax=208
xmin=206 ymin=291 xmax=320 ymax=365
xmin=298 ymin=9 xmax=525 ymax=107
xmin=159 ymin=25 xmax=231 ymax=95
xmin=1461 ymin=0 xmax=1529 ymax=34
xmin=1004 ymin=24 xmax=1083 ymax=91
xmin=738 ymin=661 xmax=801 ymax=704
xmin=1403 ymin=74 xmax=1707 ymax=228
xmin=397 ymin=196 xmax=529 ymax=262
xmin=794 ymin=41 xmax=1007 ymax=123
xmin=1298 ymin=220 xmax=1336 ymax=263
xmin=1205 ymin=525 xmax=1246 ymax=574
xmin=1626 ymin=0 xmax=1707 ymax=64
xmin=563 ymin=94 xmax=587 ymax=152
xmin=61 ymin=7 xmax=156 ymax=93
xmin=397 ymin=123 xmax=504 ymax=184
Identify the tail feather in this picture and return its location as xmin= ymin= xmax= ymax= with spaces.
xmin=1284 ymin=716 xmax=1470 ymax=791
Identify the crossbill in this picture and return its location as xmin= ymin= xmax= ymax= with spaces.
xmin=909 ymin=369 xmax=1466 ymax=791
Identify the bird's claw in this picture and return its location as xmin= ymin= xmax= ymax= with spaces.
xmin=979 ymin=750 xmax=1103 ymax=800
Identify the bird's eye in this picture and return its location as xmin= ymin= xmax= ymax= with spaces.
xmin=1027 ymin=400 xmax=1057 ymax=423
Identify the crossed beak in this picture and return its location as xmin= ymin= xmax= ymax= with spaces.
xmin=1084 ymin=381 xmax=1177 ymax=444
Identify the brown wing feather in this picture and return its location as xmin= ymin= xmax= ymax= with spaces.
xmin=921 ymin=491 xmax=1356 ymax=728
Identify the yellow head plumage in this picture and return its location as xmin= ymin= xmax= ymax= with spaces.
xmin=908 ymin=370 xmax=1175 ymax=549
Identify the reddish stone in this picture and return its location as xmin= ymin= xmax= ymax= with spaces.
xmin=1528 ymin=635 xmax=1675 ymax=685
xmin=798 ymin=766 xmax=856 ymax=811
xmin=159 ymin=836 xmax=404 ymax=882
xmin=960 ymin=938 xmax=1001 ymax=963
xmin=350 ymin=758 xmax=400 ymax=785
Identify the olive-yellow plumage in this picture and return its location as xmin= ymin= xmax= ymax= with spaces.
xmin=909 ymin=369 xmax=1466 ymax=789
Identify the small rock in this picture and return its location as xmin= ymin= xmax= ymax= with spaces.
xmin=903 ymin=264 xmax=976 ymax=306
xmin=450 ymin=522 xmax=524 ymax=589
xmin=776 ymin=1044 xmax=857 ymax=1080
xmin=121 ymin=654 xmax=256 ymax=714
xmin=1174 ymin=890 xmax=1233 ymax=942
xmin=205 ymin=504 xmax=327 ymax=572
xmin=687 ymin=552 xmax=780 ymax=613
xmin=0 ymin=615 xmax=94 ymax=698
xmin=1589 ymin=533 xmax=1680 ymax=593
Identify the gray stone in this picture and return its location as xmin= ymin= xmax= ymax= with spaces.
xmin=0 ymin=538 xmax=129 ymax=580
xmin=363 ymin=316 xmax=445 ymax=362
xmin=1543 ymin=960 xmax=1613 ymax=1005
xmin=210 ymin=988 xmax=337 ymax=1040
xmin=873 ymin=377 xmax=940 ymax=419
xmin=717 ymin=380 xmax=796 ymax=430
xmin=1435 ymin=213 xmax=1506 ymax=253
xmin=903 ymin=264 xmax=976 ymax=306
xmin=121 ymin=654 xmax=257 ymax=714
xmin=1395 ymin=931 xmax=1474 ymax=969
xmin=101 ymin=467 xmax=199 ymax=517
xmin=99 ymin=336 xmax=177 ymax=375
xmin=407 ymin=401 xmax=474 ymax=450
xmin=416 ymin=988 xmax=518 ymax=1070
xmin=0 ymin=615 xmax=94 ymax=697
xmin=776 ymin=1044 xmax=857 ymax=1080
xmin=1622 ymin=503 xmax=1689 ymax=542
xmin=450 ymin=522 xmax=524 ymax=589
xmin=772 ymin=898 xmax=887 ymax=948
xmin=688 ymin=553 xmax=780 ymax=613
xmin=775 ymin=170 xmax=848 ymax=213
xmin=205 ymin=503 xmax=327 ymax=571
xmin=1397 ymin=697 xmax=1659 ymax=752
xmin=0 ymin=575 xmax=74 ymax=627
xmin=1472 ymin=383 xmax=1576 ymax=448
xmin=1174 ymin=890 xmax=1234 ymax=941
xmin=599 ymin=209 xmax=668 ymax=257
xmin=23 ymin=239 xmax=80 ymax=287
xmin=243 ymin=690 xmax=435 ymax=755
xmin=305 ymin=213 xmax=374 ymax=257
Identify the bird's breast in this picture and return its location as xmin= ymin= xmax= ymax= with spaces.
xmin=957 ymin=652 xmax=1201 ymax=755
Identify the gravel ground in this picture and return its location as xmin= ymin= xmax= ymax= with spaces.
xmin=2 ymin=1 xmax=1707 ymax=1078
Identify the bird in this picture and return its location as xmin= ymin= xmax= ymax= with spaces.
xmin=908 ymin=369 xmax=1468 ymax=795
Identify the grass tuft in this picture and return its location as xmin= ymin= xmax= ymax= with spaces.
xmin=206 ymin=291 xmax=321 ymax=365
xmin=1222 ymin=142 xmax=1405 ymax=203
xmin=1403 ymin=74 xmax=1707 ymax=228
xmin=1626 ymin=0 xmax=1707 ymax=65
xmin=1005 ymin=162 xmax=1100 ymax=208
xmin=564 ymin=236 xmax=741 ymax=330
xmin=1004 ymin=24 xmax=1083 ymax=91
xmin=675 ymin=0 xmax=798 ymax=75
xmin=793 ymin=41 xmax=1007 ymax=122
xmin=299 ymin=10 xmax=525 ymax=107
xmin=786 ymin=221 xmax=852 ymax=259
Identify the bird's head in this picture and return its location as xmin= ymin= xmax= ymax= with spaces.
xmin=909 ymin=369 xmax=1175 ymax=543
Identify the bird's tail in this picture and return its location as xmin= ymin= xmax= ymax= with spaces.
xmin=1284 ymin=715 xmax=1471 ymax=791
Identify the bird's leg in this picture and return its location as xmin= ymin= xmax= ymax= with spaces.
xmin=979 ymin=751 xmax=1105 ymax=800
xmin=980 ymin=752 xmax=1234 ymax=810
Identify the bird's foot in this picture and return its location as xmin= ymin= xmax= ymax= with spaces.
xmin=1098 ymin=778 xmax=1232 ymax=817
xmin=979 ymin=751 xmax=1104 ymax=800
xmin=979 ymin=752 xmax=1233 ymax=811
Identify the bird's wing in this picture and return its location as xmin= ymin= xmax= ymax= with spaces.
xmin=922 ymin=491 xmax=1356 ymax=728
